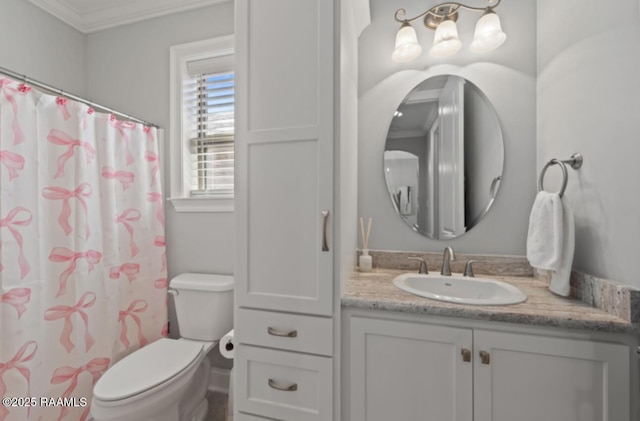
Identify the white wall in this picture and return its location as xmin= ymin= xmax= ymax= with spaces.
xmin=0 ymin=0 xmax=85 ymax=94
xmin=537 ymin=0 xmax=640 ymax=288
xmin=84 ymin=2 xmax=235 ymax=280
xmin=359 ymin=0 xmax=536 ymax=255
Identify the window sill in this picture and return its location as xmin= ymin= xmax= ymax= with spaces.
xmin=168 ymin=196 xmax=234 ymax=213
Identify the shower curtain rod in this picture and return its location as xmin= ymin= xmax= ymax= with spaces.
xmin=0 ymin=66 xmax=159 ymax=128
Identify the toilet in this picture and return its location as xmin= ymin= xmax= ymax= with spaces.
xmin=91 ymin=273 xmax=234 ymax=421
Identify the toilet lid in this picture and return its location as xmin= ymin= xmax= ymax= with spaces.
xmin=93 ymin=338 xmax=204 ymax=401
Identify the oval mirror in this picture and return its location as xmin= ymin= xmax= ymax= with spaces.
xmin=384 ymin=75 xmax=504 ymax=239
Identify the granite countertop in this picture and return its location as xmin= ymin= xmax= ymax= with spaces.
xmin=342 ymin=268 xmax=639 ymax=334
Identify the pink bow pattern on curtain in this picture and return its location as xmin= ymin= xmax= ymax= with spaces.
xmin=154 ymin=235 xmax=167 ymax=272
xmin=110 ymin=116 xmax=136 ymax=166
xmin=144 ymin=151 xmax=160 ymax=186
xmin=118 ymin=299 xmax=148 ymax=349
xmin=47 ymin=129 xmax=96 ymax=178
xmin=0 ymin=288 xmax=31 ymax=318
xmin=0 ymin=79 xmax=27 ymax=145
xmin=116 ymin=209 xmax=141 ymax=258
xmin=44 ymin=292 xmax=97 ymax=353
xmin=109 ymin=263 xmax=140 ymax=283
xmin=0 ymin=207 xmax=32 ymax=280
xmin=42 ymin=183 xmax=92 ymax=238
xmin=50 ymin=357 xmax=110 ymax=421
xmin=101 ymin=166 xmax=135 ymax=190
xmin=0 ymin=149 xmax=25 ymax=180
xmin=0 ymin=341 xmax=37 ymax=420
xmin=0 ymin=78 xmax=167 ymax=421
xmin=49 ymin=247 xmax=102 ymax=298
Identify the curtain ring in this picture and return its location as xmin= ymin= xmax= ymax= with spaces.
xmin=538 ymin=159 xmax=568 ymax=197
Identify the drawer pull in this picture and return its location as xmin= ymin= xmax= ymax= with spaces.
xmin=268 ymin=378 xmax=298 ymax=392
xmin=461 ymin=348 xmax=471 ymax=363
xmin=267 ymin=327 xmax=298 ymax=338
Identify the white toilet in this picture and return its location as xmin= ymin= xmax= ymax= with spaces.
xmin=91 ymin=273 xmax=234 ymax=421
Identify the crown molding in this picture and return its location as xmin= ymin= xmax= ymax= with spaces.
xmin=28 ymin=0 xmax=230 ymax=34
xmin=28 ymin=0 xmax=84 ymax=32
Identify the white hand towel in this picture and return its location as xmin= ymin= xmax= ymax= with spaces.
xmin=548 ymin=199 xmax=575 ymax=297
xmin=526 ymin=191 xmax=564 ymax=270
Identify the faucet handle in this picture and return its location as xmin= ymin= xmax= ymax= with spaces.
xmin=464 ymin=260 xmax=477 ymax=277
xmin=408 ymin=257 xmax=428 ymax=274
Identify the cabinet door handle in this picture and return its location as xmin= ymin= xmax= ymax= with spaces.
xmin=321 ymin=210 xmax=330 ymax=252
xmin=461 ymin=348 xmax=471 ymax=363
xmin=268 ymin=378 xmax=298 ymax=392
xmin=479 ymin=350 xmax=491 ymax=365
xmin=267 ymin=327 xmax=298 ymax=338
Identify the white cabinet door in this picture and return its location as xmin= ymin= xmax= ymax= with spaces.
xmin=349 ymin=316 xmax=473 ymax=421
xmin=235 ymin=0 xmax=334 ymax=315
xmin=474 ymin=329 xmax=631 ymax=421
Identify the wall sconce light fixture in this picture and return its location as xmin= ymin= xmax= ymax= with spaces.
xmin=392 ymin=0 xmax=506 ymax=63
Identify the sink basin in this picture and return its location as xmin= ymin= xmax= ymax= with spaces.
xmin=393 ymin=273 xmax=527 ymax=306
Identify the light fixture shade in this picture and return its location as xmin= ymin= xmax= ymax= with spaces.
xmin=392 ymin=22 xmax=422 ymax=63
xmin=429 ymin=19 xmax=462 ymax=58
xmin=470 ymin=10 xmax=507 ymax=53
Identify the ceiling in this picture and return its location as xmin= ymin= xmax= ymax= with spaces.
xmin=28 ymin=0 xmax=229 ymax=34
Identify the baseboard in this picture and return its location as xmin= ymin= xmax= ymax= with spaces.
xmin=209 ymin=366 xmax=230 ymax=394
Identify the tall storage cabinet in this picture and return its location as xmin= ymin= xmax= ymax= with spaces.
xmin=235 ymin=0 xmax=334 ymax=316
xmin=234 ymin=0 xmax=362 ymax=419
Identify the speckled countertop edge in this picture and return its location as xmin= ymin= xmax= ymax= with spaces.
xmin=342 ymin=269 xmax=639 ymax=335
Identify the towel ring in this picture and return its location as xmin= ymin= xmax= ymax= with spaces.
xmin=538 ymin=159 xmax=568 ymax=197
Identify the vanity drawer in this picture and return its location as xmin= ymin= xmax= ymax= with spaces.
xmin=235 ymin=345 xmax=332 ymax=421
xmin=236 ymin=308 xmax=333 ymax=356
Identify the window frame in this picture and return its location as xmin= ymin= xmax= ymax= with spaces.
xmin=169 ymin=35 xmax=235 ymax=212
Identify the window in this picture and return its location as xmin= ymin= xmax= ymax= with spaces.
xmin=169 ymin=36 xmax=234 ymax=212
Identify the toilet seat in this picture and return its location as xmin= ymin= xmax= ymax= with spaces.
xmin=94 ymin=338 xmax=205 ymax=402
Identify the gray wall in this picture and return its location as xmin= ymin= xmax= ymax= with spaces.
xmin=84 ymin=2 xmax=235 ymax=280
xmin=0 ymin=0 xmax=85 ymax=94
xmin=537 ymin=0 xmax=640 ymax=288
xmin=359 ymin=0 xmax=536 ymax=255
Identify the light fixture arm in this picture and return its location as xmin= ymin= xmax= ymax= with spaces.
xmin=394 ymin=0 xmax=501 ymax=29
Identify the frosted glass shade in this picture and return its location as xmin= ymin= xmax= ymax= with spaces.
xmin=429 ymin=19 xmax=462 ymax=58
xmin=470 ymin=10 xmax=507 ymax=53
xmin=392 ymin=23 xmax=422 ymax=63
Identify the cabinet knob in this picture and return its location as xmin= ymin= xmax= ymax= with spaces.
xmin=268 ymin=378 xmax=298 ymax=392
xmin=479 ymin=350 xmax=491 ymax=365
xmin=461 ymin=348 xmax=471 ymax=362
xmin=267 ymin=327 xmax=298 ymax=338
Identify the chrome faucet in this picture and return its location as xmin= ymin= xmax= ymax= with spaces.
xmin=441 ymin=247 xmax=456 ymax=276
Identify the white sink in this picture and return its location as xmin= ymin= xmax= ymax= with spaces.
xmin=393 ymin=273 xmax=527 ymax=306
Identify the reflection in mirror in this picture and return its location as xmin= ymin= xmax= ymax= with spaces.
xmin=384 ymin=75 xmax=504 ymax=240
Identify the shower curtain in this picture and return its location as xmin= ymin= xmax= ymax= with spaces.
xmin=0 ymin=78 xmax=168 ymax=421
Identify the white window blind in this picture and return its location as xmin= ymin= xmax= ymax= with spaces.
xmin=184 ymin=55 xmax=234 ymax=197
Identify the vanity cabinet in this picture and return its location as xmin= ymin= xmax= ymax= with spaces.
xmin=344 ymin=311 xmax=633 ymax=421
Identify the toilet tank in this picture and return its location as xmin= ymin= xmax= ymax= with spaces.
xmin=170 ymin=273 xmax=234 ymax=341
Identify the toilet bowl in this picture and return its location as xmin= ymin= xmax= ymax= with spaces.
xmin=91 ymin=273 xmax=234 ymax=421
